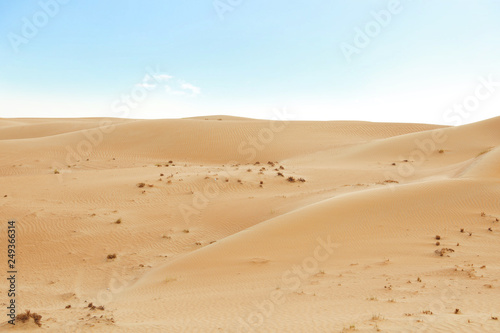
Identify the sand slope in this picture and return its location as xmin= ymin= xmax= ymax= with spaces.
xmin=1 ymin=116 xmax=499 ymax=332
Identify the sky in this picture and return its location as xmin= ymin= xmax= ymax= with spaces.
xmin=1 ymin=0 xmax=500 ymax=125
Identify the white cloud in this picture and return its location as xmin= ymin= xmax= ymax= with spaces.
xmin=135 ymin=82 xmax=156 ymax=89
xmin=180 ymin=82 xmax=201 ymax=96
xmin=162 ymin=81 xmax=201 ymax=97
xmin=153 ymin=74 xmax=173 ymax=81
xmin=165 ymin=85 xmax=187 ymax=95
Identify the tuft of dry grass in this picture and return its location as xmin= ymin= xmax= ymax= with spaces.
xmin=107 ymin=253 xmax=117 ymax=260
xmin=53 ymin=169 xmax=60 ymax=174
xmin=16 ymin=310 xmax=42 ymax=327
xmin=435 ymin=235 xmax=441 ymax=240
xmin=114 ymin=218 xmax=122 ymax=224
xmin=287 ymin=176 xmax=296 ymax=183
xmin=435 ymin=248 xmax=454 ymax=257
xmin=136 ymin=182 xmax=146 ymax=188
xmin=182 ymin=229 xmax=190 ymax=233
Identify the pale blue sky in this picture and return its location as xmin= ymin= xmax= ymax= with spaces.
xmin=1 ymin=0 xmax=500 ymax=124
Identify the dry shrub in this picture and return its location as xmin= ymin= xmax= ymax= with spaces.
xmin=136 ymin=182 xmax=146 ymax=188
xmin=107 ymin=253 xmax=117 ymax=260
xmin=435 ymin=248 xmax=454 ymax=257
xmin=16 ymin=310 xmax=42 ymax=327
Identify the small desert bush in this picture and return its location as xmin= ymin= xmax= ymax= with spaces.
xmin=107 ymin=253 xmax=117 ymax=260
xmin=136 ymin=182 xmax=146 ymax=188
xmin=435 ymin=248 xmax=454 ymax=257
xmin=16 ymin=310 xmax=42 ymax=327
xmin=287 ymin=176 xmax=296 ymax=183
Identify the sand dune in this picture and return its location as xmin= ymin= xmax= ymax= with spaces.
xmin=1 ymin=116 xmax=499 ymax=332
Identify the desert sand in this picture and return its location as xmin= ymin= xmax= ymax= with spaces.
xmin=1 ymin=116 xmax=500 ymax=332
